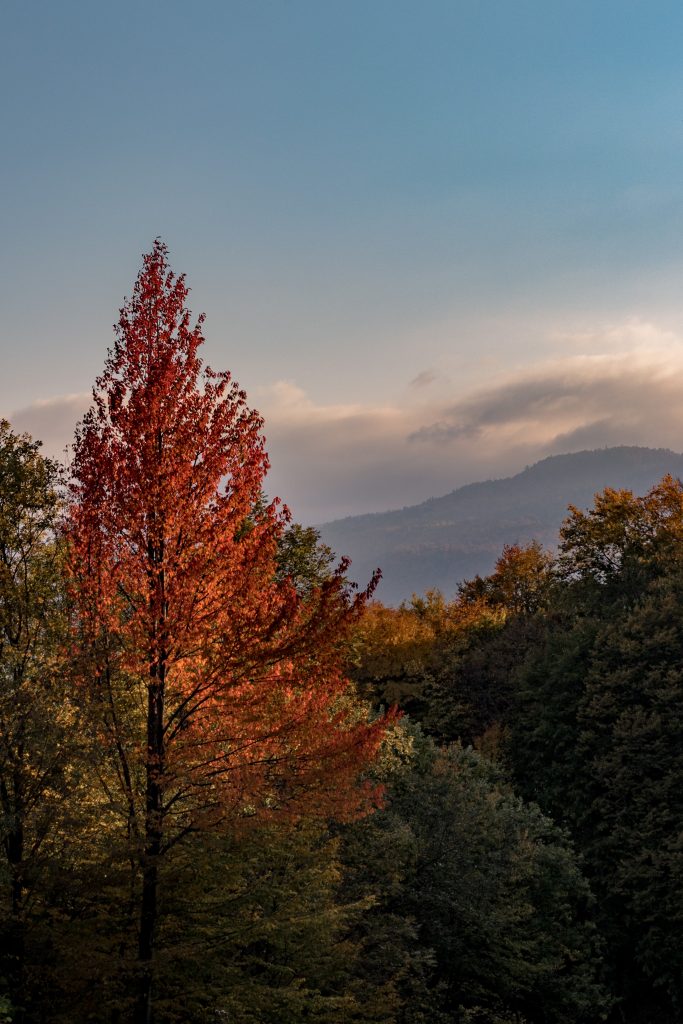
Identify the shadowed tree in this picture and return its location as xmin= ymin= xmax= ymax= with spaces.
xmin=0 ymin=422 xmax=72 ymax=1023
xmin=509 ymin=477 xmax=683 ymax=1021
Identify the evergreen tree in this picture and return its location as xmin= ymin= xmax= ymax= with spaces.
xmin=341 ymin=725 xmax=607 ymax=1024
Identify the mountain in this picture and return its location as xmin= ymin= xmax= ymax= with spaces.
xmin=317 ymin=447 xmax=683 ymax=606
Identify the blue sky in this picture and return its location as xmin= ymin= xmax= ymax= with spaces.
xmin=4 ymin=1 xmax=683 ymax=520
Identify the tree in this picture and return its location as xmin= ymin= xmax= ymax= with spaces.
xmin=152 ymin=817 xmax=379 ymax=1024
xmin=66 ymin=242 xmax=389 ymax=1024
xmin=557 ymin=476 xmax=683 ymax=602
xmin=275 ymin=523 xmax=337 ymax=596
xmin=508 ymin=477 xmax=683 ymax=1021
xmin=340 ymin=724 xmax=608 ymax=1024
xmin=576 ymin=572 xmax=683 ymax=1020
xmin=422 ymin=544 xmax=554 ymax=747
xmin=352 ymin=548 xmax=553 ymax=750
xmin=457 ymin=541 xmax=555 ymax=617
xmin=0 ymin=422 xmax=73 ymax=1023
xmin=352 ymin=591 xmax=503 ymax=725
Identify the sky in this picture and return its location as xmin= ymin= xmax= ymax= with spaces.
xmin=4 ymin=1 xmax=683 ymax=522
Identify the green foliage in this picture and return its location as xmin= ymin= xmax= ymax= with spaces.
xmin=0 ymin=421 xmax=79 ymax=1020
xmin=557 ymin=475 xmax=683 ymax=604
xmin=353 ymin=479 xmax=683 ymax=1022
xmin=129 ymin=820 xmax=385 ymax=1024
xmin=9 ymin=416 xmax=681 ymax=1024
xmin=508 ymin=477 xmax=683 ymax=1022
xmin=353 ymin=544 xmax=554 ymax=749
xmin=341 ymin=725 xmax=607 ymax=1024
xmin=276 ymin=523 xmax=337 ymax=595
xmin=352 ymin=590 xmax=507 ymax=735
xmin=576 ymin=572 xmax=683 ymax=1019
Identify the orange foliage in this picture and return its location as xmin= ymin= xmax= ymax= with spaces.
xmin=352 ymin=589 xmax=503 ymax=713
xmin=560 ymin=475 xmax=683 ymax=583
xmin=66 ymin=241 xmax=390 ymax=841
xmin=356 ymin=590 xmax=502 ymax=672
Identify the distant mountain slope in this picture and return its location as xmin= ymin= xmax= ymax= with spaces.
xmin=318 ymin=447 xmax=683 ymax=606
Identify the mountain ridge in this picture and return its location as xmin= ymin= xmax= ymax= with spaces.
xmin=317 ymin=447 xmax=683 ymax=605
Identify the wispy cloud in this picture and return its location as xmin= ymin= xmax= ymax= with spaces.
xmin=409 ymin=369 xmax=438 ymax=389
xmin=8 ymin=321 xmax=683 ymax=523
xmin=410 ymin=351 xmax=683 ymax=450
xmin=549 ymin=318 xmax=683 ymax=353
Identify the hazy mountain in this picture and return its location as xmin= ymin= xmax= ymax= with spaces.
xmin=318 ymin=447 xmax=683 ymax=606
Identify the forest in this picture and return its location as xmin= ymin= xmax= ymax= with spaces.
xmin=2 ymin=243 xmax=683 ymax=1024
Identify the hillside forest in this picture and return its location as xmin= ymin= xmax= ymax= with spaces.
xmin=2 ymin=244 xmax=683 ymax=1024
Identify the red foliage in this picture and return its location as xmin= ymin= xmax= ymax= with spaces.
xmin=66 ymin=241 xmax=389 ymax=842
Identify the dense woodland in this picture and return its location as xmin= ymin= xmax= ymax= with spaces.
xmin=2 ymin=245 xmax=683 ymax=1023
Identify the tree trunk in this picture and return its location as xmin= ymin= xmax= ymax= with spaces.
xmin=1 ymin=745 xmax=26 ymax=1024
xmin=7 ymin=821 xmax=25 ymax=1024
xmin=134 ymin=844 xmax=159 ymax=1024
xmin=133 ymin=668 xmax=165 ymax=1024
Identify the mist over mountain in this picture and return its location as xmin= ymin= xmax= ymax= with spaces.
xmin=318 ymin=447 xmax=683 ymax=606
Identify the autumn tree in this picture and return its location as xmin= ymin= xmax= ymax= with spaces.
xmin=557 ymin=475 xmax=683 ymax=602
xmin=457 ymin=540 xmax=555 ymax=617
xmin=353 ymin=544 xmax=554 ymax=748
xmin=66 ymin=242 xmax=388 ymax=1024
xmin=352 ymin=591 xmax=503 ymax=723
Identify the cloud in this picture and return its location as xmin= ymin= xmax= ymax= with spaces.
xmin=409 ymin=352 xmax=683 ymax=452
xmin=7 ymin=393 xmax=90 ymax=460
xmin=8 ymin=322 xmax=683 ymax=524
xmin=550 ymin=318 xmax=683 ymax=354
xmin=409 ymin=369 xmax=438 ymax=389
xmin=258 ymin=342 xmax=683 ymax=522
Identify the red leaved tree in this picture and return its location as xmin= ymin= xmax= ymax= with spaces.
xmin=66 ymin=241 xmax=388 ymax=1024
